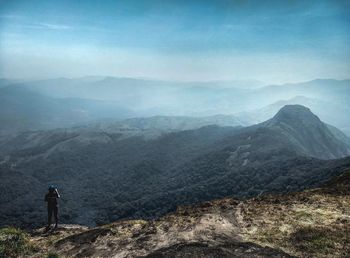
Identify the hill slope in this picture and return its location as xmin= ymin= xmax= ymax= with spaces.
xmin=0 ymin=105 xmax=349 ymax=229
xmin=8 ymin=167 xmax=349 ymax=258
xmin=261 ymin=105 xmax=350 ymax=159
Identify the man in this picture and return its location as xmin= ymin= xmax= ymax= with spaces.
xmin=45 ymin=185 xmax=60 ymax=230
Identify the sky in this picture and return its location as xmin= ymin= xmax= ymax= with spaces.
xmin=0 ymin=0 xmax=349 ymax=84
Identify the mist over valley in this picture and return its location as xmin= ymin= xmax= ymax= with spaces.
xmin=1 ymin=1 xmax=350 ymax=257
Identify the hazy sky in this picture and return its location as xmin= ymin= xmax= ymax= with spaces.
xmin=0 ymin=0 xmax=349 ymax=83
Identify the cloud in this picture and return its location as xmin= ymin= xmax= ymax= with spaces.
xmin=20 ymin=22 xmax=73 ymax=31
xmin=35 ymin=22 xmax=72 ymax=30
xmin=0 ymin=14 xmax=72 ymax=30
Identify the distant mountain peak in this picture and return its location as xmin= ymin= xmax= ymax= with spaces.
xmin=270 ymin=104 xmax=321 ymax=125
xmin=262 ymin=105 xmax=350 ymax=159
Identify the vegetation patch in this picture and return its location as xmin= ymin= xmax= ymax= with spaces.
xmin=293 ymin=210 xmax=313 ymax=222
xmin=290 ymin=225 xmax=350 ymax=256
xmin=46 ymin=252 xmax=60 ymax=258
xmin=0 ymin=227 xmax=36 ymax=258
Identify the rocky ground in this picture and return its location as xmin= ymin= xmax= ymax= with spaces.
xmin=2 ymin=169 xmax=349 ymax=258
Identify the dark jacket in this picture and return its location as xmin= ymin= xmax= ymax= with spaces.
xmin=45 ymin=190 xmax=60 ymax=207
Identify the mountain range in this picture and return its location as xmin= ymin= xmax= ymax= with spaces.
xmin=0 ymin=78 xmax=349 ymax=136
xmin=1 ymin=105 xmax=349 ymax=229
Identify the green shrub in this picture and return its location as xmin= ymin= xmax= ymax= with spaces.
xmin=47 ymin=252 xmax=60 ymax=258
xmin=0 ymin=227 xmax=34 ymax=258
xmin=291 ymin=226 xmax=335 ymax=254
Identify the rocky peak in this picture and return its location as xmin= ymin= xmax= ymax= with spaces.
xmin=268 ymin=104 xmax=322 ymax=127
xmin=262 ymin=105 xmax=350 ymax=159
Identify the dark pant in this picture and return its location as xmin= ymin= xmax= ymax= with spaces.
xmin=47 ymin=205 xmax=58 ymax=227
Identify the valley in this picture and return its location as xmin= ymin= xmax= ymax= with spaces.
xmin=1 ymin=105 xmax=349 ymax=230
xmin=1 ymin=2 xmax=350 ymax=257
xmin=1 ymin=78 xmax=350 ymax=136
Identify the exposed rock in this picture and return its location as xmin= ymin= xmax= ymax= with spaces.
xmin=21 ymin=169 xmax=350 ymax=257
xmin=142 ymin=242 xmax=295 ymax=258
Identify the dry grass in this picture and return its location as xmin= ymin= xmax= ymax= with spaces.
xmin=9 ymin=172 xmax=350 ymax=258
xmin=240 ymin=191 xmax=350 ymax=258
